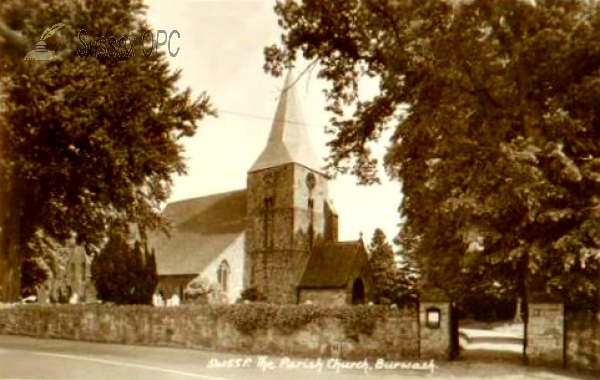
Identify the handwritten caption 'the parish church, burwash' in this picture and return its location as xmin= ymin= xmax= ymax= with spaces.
xmin=207 ymin=356 xmax=437 ymax=375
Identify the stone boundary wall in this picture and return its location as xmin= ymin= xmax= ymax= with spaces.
xmin=565 ymin=312 xmax=600 ymax=375
xmin=0 ymin=304 xmax=421 ymax=360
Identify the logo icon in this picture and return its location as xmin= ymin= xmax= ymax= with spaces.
xmin=24 ymin=23 xmax=65 ymax=61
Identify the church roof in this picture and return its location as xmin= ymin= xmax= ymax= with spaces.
xmin=249 ymin=68 xmax=323 ymax=173
xmin=299 ymin=240 xmax=366 ymax=288
xmin=148 ymin=189 xmax=247 ymax=276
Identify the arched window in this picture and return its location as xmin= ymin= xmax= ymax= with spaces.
xmin=70 ymin=263 xmax=76 ymax=283
xmin=81 ymin=261 xmax=86 ymax=282
xmin=217 ymin=260 xmax=231 ymax=293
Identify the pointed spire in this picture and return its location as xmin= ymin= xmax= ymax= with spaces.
xmin=249 ymin=67 xmax=322 ymax=173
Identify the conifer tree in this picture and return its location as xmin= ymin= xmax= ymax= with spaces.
xmin=368 ymin=229 xmax=397 ymax=305
xmin=130 ymin=242 xmax=158 ymax=305
xmin=91 ymin=225 xmax=157 ymax=305
xmin=369 ymin=228 xmax=418 ymax=306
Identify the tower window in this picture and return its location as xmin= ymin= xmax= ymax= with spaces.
xmin=308 ymin=199 xmax=314 ymax=209
xmin=263 ymin=197 xmax=274 ymax=248
xmin=81 ymin=261 xmax=86 ymax=282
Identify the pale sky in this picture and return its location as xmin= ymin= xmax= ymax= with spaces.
xmin=144 ymin=0 xmax=403 ymax=244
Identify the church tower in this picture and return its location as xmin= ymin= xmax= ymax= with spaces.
xmin=245 ymin=69 xmax=333 ymax=304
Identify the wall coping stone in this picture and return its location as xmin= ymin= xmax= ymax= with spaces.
xmin=420 ymin=288 xmax=450 ymax=302
xmin=529 ymin=292 xmax=563 ymax=304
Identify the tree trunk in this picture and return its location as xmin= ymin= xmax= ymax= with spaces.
xmin=0 ymin=179 xmax=24 ymax=303
xmin=0 ymin=20 xmax=30 ymax=303
xmin=0 ymin=90 xmax=23 ymax=303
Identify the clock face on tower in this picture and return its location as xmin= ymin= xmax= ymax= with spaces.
xmin=305 ymin=173 xmax=316 ymax=190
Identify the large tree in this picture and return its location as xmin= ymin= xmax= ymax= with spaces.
xmin=265 ymin=0 xmax=600 ymax=313
xmin=0 ymin=0 xmax=214 ymax=301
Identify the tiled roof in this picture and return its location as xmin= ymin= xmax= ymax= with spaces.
xmin=249 ymin=68 xmax=323 ymax=173
xmin=299 ymin=240 xmax=366 ymax=288
xmin=148 ymin=189 xmax=247 ymax=276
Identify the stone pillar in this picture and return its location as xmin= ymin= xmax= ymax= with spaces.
xmin=526 ymin=293 xmax=564 ymax=367
xmin=419 ymin=288 xmax=452 ymax=360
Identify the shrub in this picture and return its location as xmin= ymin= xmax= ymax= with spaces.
xmin=237 ymin=287 xmax=267 ymax=303
xmin=184 ymin=275 xmax=222 ymax=304
xmin=91 ymin=225 xmax=157 ymax=305
xmin=214 ymin=303 xmax=388 ymax=336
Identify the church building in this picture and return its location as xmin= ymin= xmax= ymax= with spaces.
xmin=149 ymin=69 xmax=374 ymax=305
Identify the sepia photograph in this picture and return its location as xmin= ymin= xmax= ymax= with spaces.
xmin=0 ymin=0 xmax=599 ymax=379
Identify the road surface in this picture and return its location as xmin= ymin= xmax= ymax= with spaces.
xmin=0 ymin=335 xmax=591 ymax=380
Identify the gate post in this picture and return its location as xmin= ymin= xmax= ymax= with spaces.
xmin=526 ymin=293 xmax=564 ymax=368
xmin=419 ymin=288 xmax=452 ymax=360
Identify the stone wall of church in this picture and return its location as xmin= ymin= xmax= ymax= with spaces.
xmin=248 ymin=250 xmax=304 ymax=304
xmin=292 ymin=165 xmax=328 ymax=249
xmin=246 ymin=164 xmax=330 ymax=304
xmin=246 ymin=166 xmax=295 ymax=252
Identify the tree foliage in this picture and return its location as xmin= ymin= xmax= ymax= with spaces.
xmin=91 ymin=224 xmax=157 ymax=305
xmin=0 ymin=0 xmax=214 ymax=301
xmin=24 ymin=230 xmax=74 ymax=302
xmin=265 ymin=0 xmax=600 ymax=313
xmin=369 ymin=228 xmax=417 ymax=305
xmin=368 ymin=228 xmax=397 ymax=304
xmin=20 ymin=257 xmax=48 ymax=298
